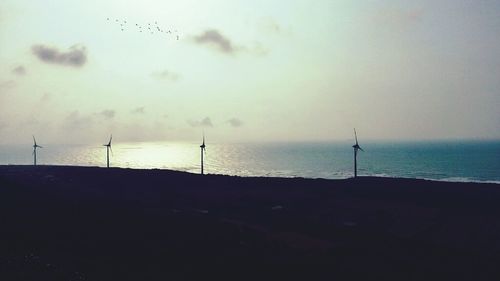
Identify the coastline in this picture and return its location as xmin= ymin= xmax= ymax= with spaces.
xmin=1 ymin=164 xmax=498 ymax=184
xmin=2 ymin=139 xmax=498 ymax=183
xmin=1 ymin=165 xmax=500 ymax=280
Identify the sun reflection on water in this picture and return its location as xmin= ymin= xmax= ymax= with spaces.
xmin=112 ymin=142 xmax=200 ymax=173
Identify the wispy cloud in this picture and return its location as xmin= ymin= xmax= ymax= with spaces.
xmin=100 ymin=109 xmax=115 ymax=119
xmin=192 ymin=29 xmax=268 ymax=56
xmin=0 ymin=80 xmax=16 ymax=91
xmin=31 ymin=44 xmax=88 ymax=67
xmin=132 ymin=107 xmax=145 ymax=114
xmin=241 ymin=42 xmax=268 ymax=56
xmin=12 ymin=65 xmax=26 ymax=76
xmin=258 ymin=17 xmax=283 ymax=34
xmin=62 ymin=110 xmax=93 ymax=130
xmin=151 ymin=70 xmax=180 ymax=82
xmin=227 ymin=118 xmax=243 ymax=127
xmin=188 ymin=117 xmax=213 ymax=127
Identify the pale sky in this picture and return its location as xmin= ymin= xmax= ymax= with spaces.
xmin=0 ymin=0 xmax=499 ymax=144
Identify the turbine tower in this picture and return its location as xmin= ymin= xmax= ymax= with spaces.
xmin=103 ymin=135 xmax=113 ymax=168
xmin=32 ymin=136 xmax=42 ymax=166
xmin=352 ymin=128 xmax=364 ymax=178
xmin=200 ymin=134 xmax=206 ymax=175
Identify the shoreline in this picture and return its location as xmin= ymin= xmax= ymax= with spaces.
xmin=1 ymin=164 xmax=498 ymax=185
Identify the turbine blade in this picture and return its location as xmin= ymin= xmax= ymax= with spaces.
xmin=108 ymin=134 xmax=113 ymax=145
xmin=354 ymin=128 xmax=358 ymax=145
xmin=33 ymin=135 xmax=36 ymax=145
xmin=359 ymin=147 xmax=364 ymax=152
xmin=110 ymin=145 xmax=113 ymax=156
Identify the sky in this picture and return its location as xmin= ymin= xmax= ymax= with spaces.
xmin=0 ymin=0 xmax=499 ymax=144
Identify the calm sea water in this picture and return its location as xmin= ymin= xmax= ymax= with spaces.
xmin=0 ymin=141 xmax=499 ymax=183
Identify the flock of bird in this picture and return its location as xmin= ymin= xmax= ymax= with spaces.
xmin=107 ymin=18 xmax=180 ymax=40
xmin=30 ymin=130 xmax=364 ymax=178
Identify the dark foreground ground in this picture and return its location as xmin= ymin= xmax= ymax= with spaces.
xmin=1 ymin=165 xmax=500 ymax=281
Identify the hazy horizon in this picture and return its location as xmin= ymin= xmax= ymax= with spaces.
xmin=1 ymin=0 xmax=499 ymax=145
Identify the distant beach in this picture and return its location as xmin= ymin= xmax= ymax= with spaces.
xmin=1 ymin=165 xmax=500 ymax=280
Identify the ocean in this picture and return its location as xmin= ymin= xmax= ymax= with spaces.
xmin=0 ymin=140 xmax=499 ymax=183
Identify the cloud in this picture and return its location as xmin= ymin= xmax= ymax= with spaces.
xmin=31 ymin=44 xmax=88 ymax=67
xmin=188 ymin=117 xmax=213 ymax=127
xmin=240 ymin=42 xmax=269 ymax=56
xmin=227 ymin=118 xmax=243 ymax=127
xmin=0 ymin=80 xmax=16 ymax=91
xmin=132 ymin=107 xmax=145 ymax=114
xmin=100 ymin=109 xmax=115 ymax=119
xmin=194 ymin=29 xmax=235 ymax=54
xmin=151 ymin=70 xmax=180 ymax=81
xmin=12 ymin=65 xmax=26 ymax=76
xmin=62 ymin=110 xmax=93 ymax=130
xmin=258 ymin=17 xmax=282 ymax=34
xmin=192 ymin=29 xmax=268 ymax=56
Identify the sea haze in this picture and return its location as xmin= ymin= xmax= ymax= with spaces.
xmin=0 ymin=140 xmax=499 ymax=183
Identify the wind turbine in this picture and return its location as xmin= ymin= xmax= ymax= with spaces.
xmin=103 ymin=135 xmax=113 ymax=168
xmin=200 ymin=133 xmax=206 ymax=175
xmin=32 ymin=136 xmax=42 ymax=166
xmin=352 ymin=128 xmax=364 ymax=178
